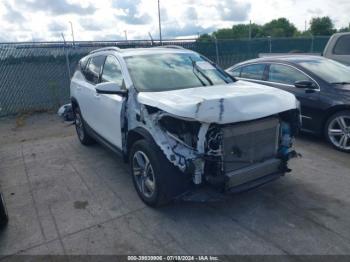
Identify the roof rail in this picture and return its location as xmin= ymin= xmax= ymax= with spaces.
xmin=160 ymin=45 xmax=186 ymax=50
xmin=89 ymin=46 xmax=121 ymax=54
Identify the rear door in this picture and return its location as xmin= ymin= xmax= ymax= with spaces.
xmin=79 ymin=55 xmax=106 ymax=130
xmin=265 ymin=63 xmax=320 ymax=131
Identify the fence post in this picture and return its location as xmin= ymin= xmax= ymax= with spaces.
xmin=61 ymin=33 xmax=71 ymax=80
xmin=214 ymin=36 xmax=220 ymax=65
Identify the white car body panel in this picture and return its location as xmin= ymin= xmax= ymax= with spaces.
xmin=93 ymin=93 xmax=124 ymax=148
xmin=71 ymin=72 xmax=94 ymax=123
xmin=138 ymin=80 xmax=298 ymax=124
xmin=70 ymin=71 xmax=123 ymax=149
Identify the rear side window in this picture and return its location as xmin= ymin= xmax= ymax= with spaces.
xmin=229 ymin=67 xmax=241 ymax=77
xmin=333 ymin=35 xmax=350 ymax=55
xmin=268 ymin=64 xmax=311 ymax=85
xmin=79 ymin=56 xmax=89 ymax=70
xmin=240 ymin=64 xmax=265 ymax=80
xmin=85 ymin=56 xmax=106 ymax=84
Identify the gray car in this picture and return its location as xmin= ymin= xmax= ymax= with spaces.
xmin=323 ymin=32 xmax=350 ymax=66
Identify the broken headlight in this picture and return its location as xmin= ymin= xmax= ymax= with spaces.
xmin=158 ymin=116 xmax=201 ymax=149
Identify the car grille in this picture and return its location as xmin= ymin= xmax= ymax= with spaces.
xmin=222 ymin=117 xmax=280 ymax=173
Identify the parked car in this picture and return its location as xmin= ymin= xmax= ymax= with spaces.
xmin=323 ymin=32 xmax=350 ymax=66
xmin=0 ymin=192 xmax=8 ymax=228
xmin=70 ymin=46 xmax=300 ymax=206
xmin=226 ymin=55 xmax=350 ymax=152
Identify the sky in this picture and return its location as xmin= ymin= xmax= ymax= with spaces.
xmin=0 ymin=0 xmax=349 ymax=42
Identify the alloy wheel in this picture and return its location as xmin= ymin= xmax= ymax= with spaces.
xmin=132 ymin=151 xmax=156 ymax=198
xmin=328 ymin=115 xmax=350 ymax=150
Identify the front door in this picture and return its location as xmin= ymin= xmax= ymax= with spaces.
xmin=92 ymin=55 xmax=125 ymax=149
xmin=265 ymin=63 xmax=320 ymax=132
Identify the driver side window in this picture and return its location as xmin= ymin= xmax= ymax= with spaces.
xmin=101 ymin=56 xmax=124 ymax=88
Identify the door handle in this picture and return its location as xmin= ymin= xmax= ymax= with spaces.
xmin=94 ymin=93 xmax=100 ymax=99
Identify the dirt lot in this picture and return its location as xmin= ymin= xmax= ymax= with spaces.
xmin=0 ymin=113 xmax=350 ymax=257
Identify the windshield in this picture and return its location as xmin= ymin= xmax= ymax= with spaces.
xmin=298 ymin=58 xmax=350 ymax=84
xmin=125 ymin=53 xmax=233 ymax=92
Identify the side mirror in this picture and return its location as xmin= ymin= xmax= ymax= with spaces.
xmin=95 ymin=82 xmax=127 ymax=96
xmin=294 ymin=80 xmax=317 ymax=89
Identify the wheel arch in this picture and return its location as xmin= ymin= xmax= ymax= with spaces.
xmin=71 ymin=97 xmax=79 ymax=111
xmin=126 ymin=127 xmax=155 ymax=161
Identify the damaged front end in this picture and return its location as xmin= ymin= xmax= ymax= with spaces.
xmin=136 ymin=105 xmax=209 ymax=185
xmin=131 ymin=97 xmax=300 ymax=194
xmin=203 ymin=109 xmax=300 ymax=192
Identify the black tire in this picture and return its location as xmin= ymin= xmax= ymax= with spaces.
xmin=129 ymin=139 xmax=191 ymax=207
xmin=324 ymin=110 xmax=350 ymax=153
xmin=73 ymin=106 xmax=95 ymax=146
xmin=0 ymin=193 xmax=8 ymax=228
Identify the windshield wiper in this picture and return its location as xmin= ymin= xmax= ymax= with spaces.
xmin=200 ymin=56 xmax=235 ymax=83
xmin=190 ymin=62 xmax=207 ymax=86
xmin=189 ymin=57 xmax=214 ymax=86
xmin=331 ymin=82 xmax=350 ymax=85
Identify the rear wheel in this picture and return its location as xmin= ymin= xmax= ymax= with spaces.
xmin=129 ymin=139 xmax=191 ymax=207
xmin=73 ymin=106 xmax=95 ymax=145
xmin=325 ymin=111 xmax=350 ymax=152
xmin=0 ymin=193 xmax=8 ymax=228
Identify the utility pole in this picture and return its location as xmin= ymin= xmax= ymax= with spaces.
xmin=213 ymin=35 xmax=220 ymax=65
xmin=69 ymin=21 xmax=75 ymax=46
xmin=158 ymin=0 xmax=162 ymax=45
xmin=124 ymin=30 xmax=128 ymax=41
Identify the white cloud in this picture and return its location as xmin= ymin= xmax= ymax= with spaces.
xmin=0 ymin=0 xmax=349 ymax=42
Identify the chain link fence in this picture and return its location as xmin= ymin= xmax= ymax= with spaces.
xmin=0 ymin=36 xmax=330 ymax=117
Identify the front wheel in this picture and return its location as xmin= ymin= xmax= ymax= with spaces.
xmin=325 ymin=111 xmax=350 ymax=152
xmin=129 ymin=139 xmax=191 ymax=207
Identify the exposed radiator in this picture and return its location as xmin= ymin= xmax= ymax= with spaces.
xmin=222 ymin=117 xmax=280 ymax=173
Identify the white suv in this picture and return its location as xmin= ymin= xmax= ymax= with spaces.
xmin=70 ymin=46 xmax=301 ymax=206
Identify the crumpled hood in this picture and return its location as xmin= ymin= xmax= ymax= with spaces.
xmin=137 ymin=80 xmax=299 ymax=124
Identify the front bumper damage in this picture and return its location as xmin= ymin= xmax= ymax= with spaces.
xmin=137 ymin=102 xmax=300 ymax=196
xmin=134 ymin=82 xmax=301 ymax=198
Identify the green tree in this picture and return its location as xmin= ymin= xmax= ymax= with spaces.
xmin=231 ymin=23 xmax=263 ymax=39
xmin=212 ymin=28 xmax=235 ymax=39
xmin=262 ymin=18 xmax=298 ymax=37
xmin=197 ymin=33 xmax=214 ymax=42
xmin=310 ymin=16 xmax=336 ymax=36
xmin=294 ymin=30 xmax=312 ymax=37
xmin=338 ymin=23 xmax=350 ymax=32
